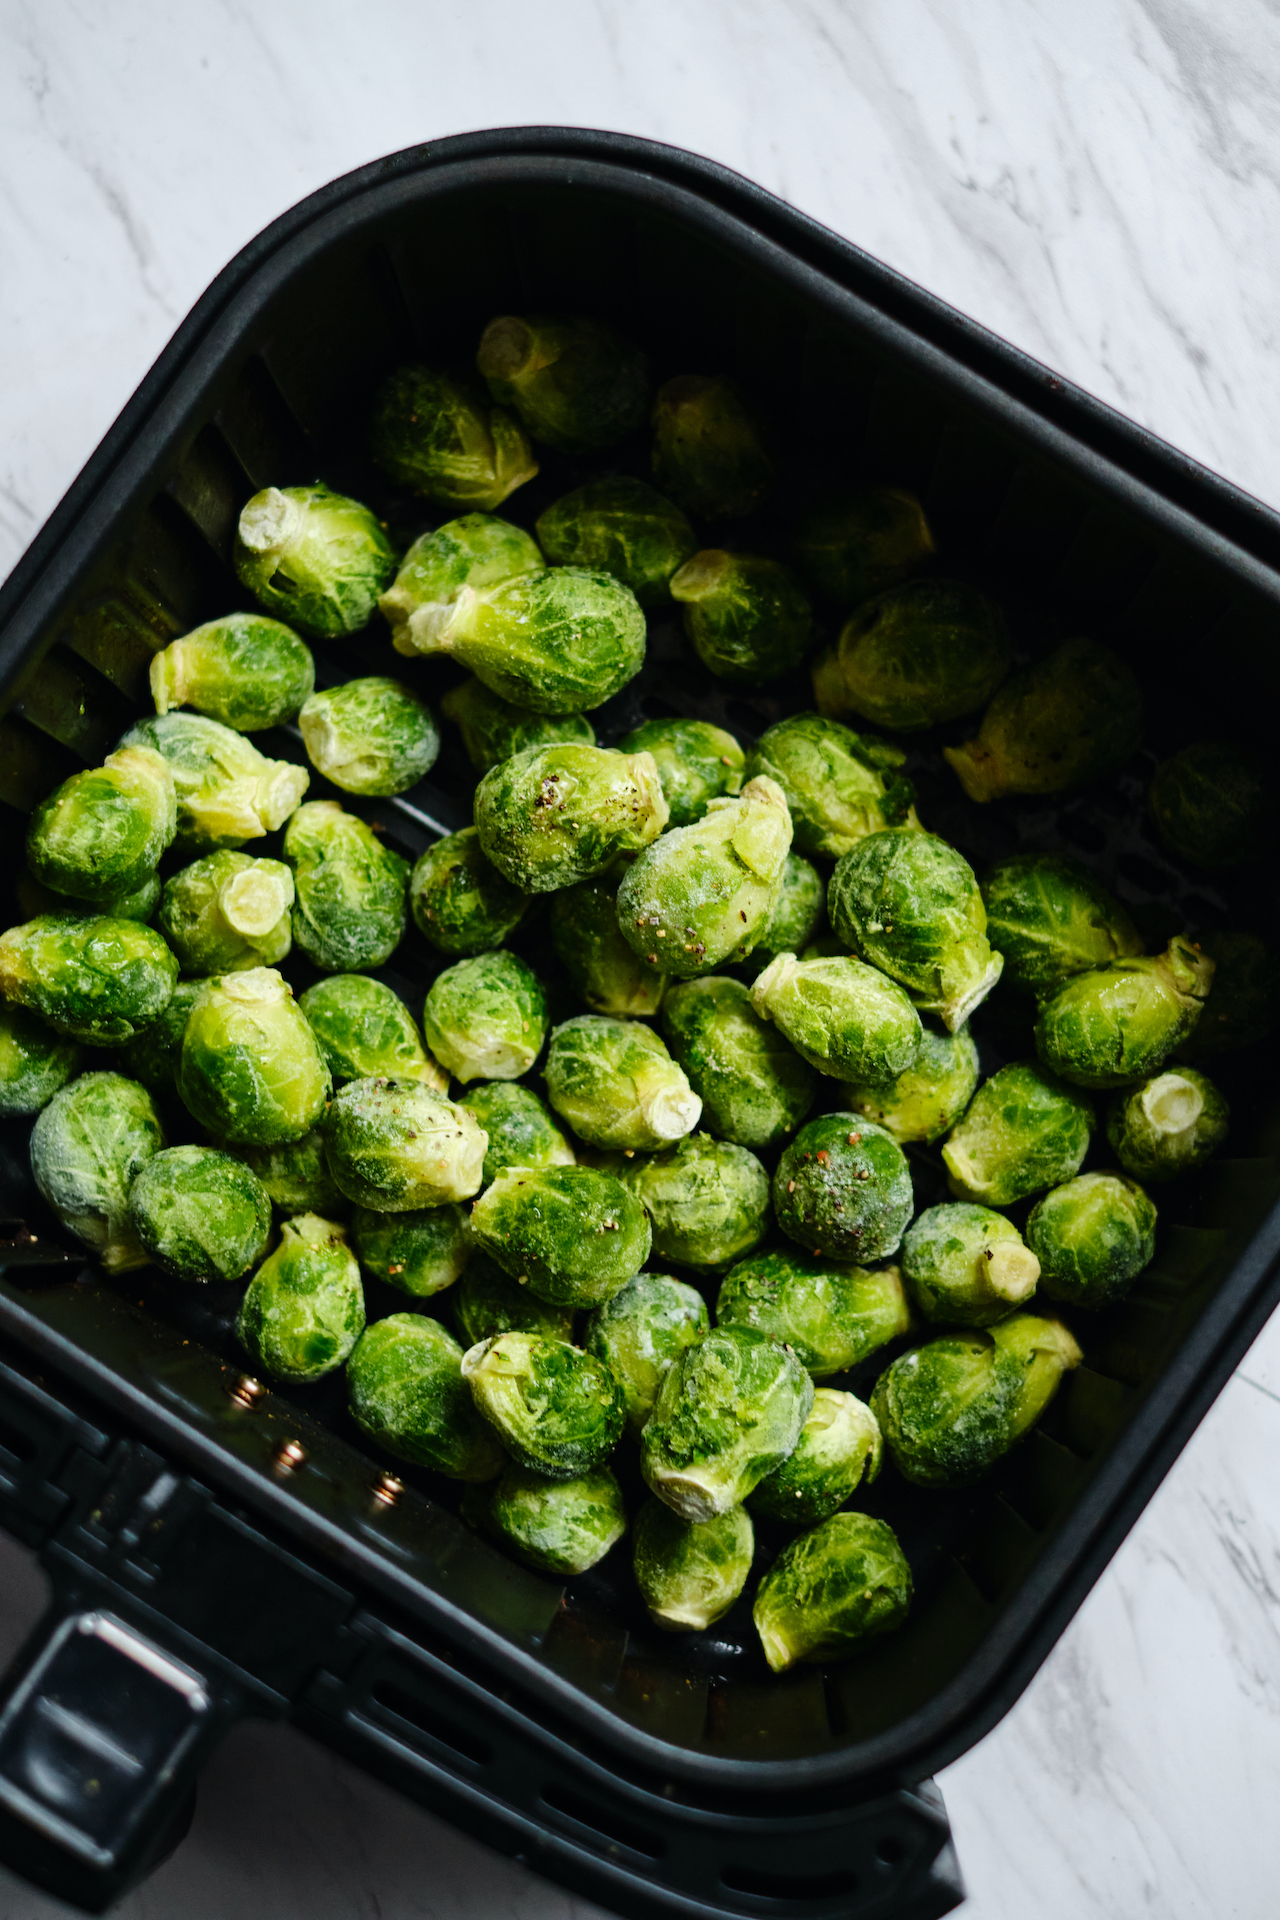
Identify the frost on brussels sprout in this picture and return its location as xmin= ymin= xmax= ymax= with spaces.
xmin=423 ymin=951 xmax=547 ymax=1084
xmin=475 ymin=744 xmax=668 ymax=894
xmin=120 ymin=713 xmax=309 ymax=850
xmin=1034 ymin=936 xmax=1215 ymax=1089
xmin=351 ymin=1201 xmax=469 ymax=1299
xmin=660 ymin=976 xmax=816 ymax=1150
xmin=0 ymin=915 xmax=177 ymax=1046
xmin=300 ymin=974 xmax=445 ymax=1091
xmin=829 ymin=829 xmax=1003 ymax=1030
xmin=1106 ymin=1066 xmax=1229 ymax=1185
xmin=812 ymin=579 xmax=1010 ymax=732
xmin=1027 ymin=1172 xmax=1157 ymax=1309
xmin=409 ymin=828 xmax=528 ymax=958
xmin=753 ymin=1512 xmax=912 ymax=1673
xmin=900 ymin=1203 xmax=1040 ymax=1327
xmin=624 ymin=1133 xmax=771 ymax=1273
xmin=1175 ymin=931 xmax=1279 ymax=1061
xmin=740 ymin=853 xmax=827 ymax=982
xmin=323 ymin=1078 xmax=487 ymax=1211
xmin=716 ymin=1249 xmax=912 ymax=1377
xmin=457 ymin=1081 xmax=575 ymax=1186
xmin=537 ymin=478 xmax=696 ymax=607
xmin=380 ymin=514 xmax=542 ymax=658
xmin=475 ymin=1463 xmax=628 ymax=1576
xmin=544 ymin=1015 xmax=701 ymax=1153
xmin=26 ymin=746 xmax=176 ymax=906
xmin=632 ymin=1499 xmax=754 ymax=1632
xmin=150 ymin=614 xmax=315 ymax=733
xmin=129 ymin=1145 xmax=272 ymax=1285
xmin=453 ymin=1252 xmax=575 ymax=1347
xmin=774 ymin=1114 xmax=915 ymax=1264
xmin=298 ymin=678 xmax=439 ymax=798
xmin=584 ymin=1272 xmax=710 ymax=1433
xmin=234 ymin=484 xmax=396 ymax=638
xmin=871 ymin=1314 xmax=1082 ymax=1488
xmin=477 ymin=314 xmax=648 ymax=454
xmin=640 ymin=1324 xmax=813 ymax=1522
xmin=944 ymin=638 xmax=1143 ymax=802
xmin=30 ymin=1071 xmax=165 ymax=1270
xmin=239 ymin=1211 xmax=362 ymax=1383
xmin=369 ymin=367 xmax=538 ymax=511
xmin=746 ymin=714 xmax=918 ymax=860
xmin=651 ymin=376 xmax=772 ymax=520
xmin=748 ymin=1390 xmax=882 ymax=1525
xmin=981 ymin=854 xmax=1143 ymax=1000
xmin=462 ymin=1331 xmax=627 ymax=1478
xmin=549 ymin=874 xmax=667 ymax=1018
xmin=237 ymin=1128 xmax=348 ymax=1219
xmin=177 ymin=969 xmax=330 ymax=1146
xmin=670 ymin=551 xmax=812 ymax=687
xmin=1148 ymin=740 xmax=1277 ymax=871
xmin=348 ymin=1312 xmax=504 ymax=1479
xmin=616 ymin=720 xmax=746 ymax=829
xmin=751 ymin=951 xmax=922 ymax=1086
xmin=439 ymin=676 xmax=595 ymax=774
xmin=158 ymin=851 xmax=294 ymax=975
xmin=840 ymin=1022 xmax=979 ymax=1146
xmin=0 ymin=1004 xmax=82 ymax=1117
xmin=469 ymin=1165 xmax=651 ymax=1309
xmin=116 ymin=977 xmax=206 ymax=1100
xmin=284 ymin=801 xmax=409 ymax=973
xmin=792 ymin=486 xmax=934 ymax=608
xmin=942 ymin=1061 xmax=1093 ymax=1207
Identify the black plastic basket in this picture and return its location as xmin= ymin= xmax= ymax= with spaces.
xmin=1 ymin=127 xmax=1279 ymax=1920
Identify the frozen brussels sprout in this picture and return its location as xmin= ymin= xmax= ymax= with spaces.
xmin=746 ymin=714 xmax=918 ymax=860
xmin=549 ymin=875 xmax=667 ymax=1018
xmin=716 ymin=1250 xmax=912 ymax=1377
xmin=624 ymin=1133 xmax=771 ymax=1273
xmin=236 ymin=1128 xmax=347 ymax=1219
xmin=1175 ymin=930 xmax=1278 ymax=1061
xmin=871 ymin=1314 xmax=1082 ymax=1488
xmin=792 ymin=485 xmax=934 ymax=608
xmin=475 ymin=1463 xmax=627 ymax=1576
xmin=812 ymin=579 xmax=1010 ymax=732
xmin=422 ymin=951 xmax=547 ymax=1084
xmin=944 ymin=638 xmax=1143 ymax=802
xmin=1148 ymin=740 xmax=1276 ymax=871
xmin=350 ymin=1202 xmax=469 ymax=1299
xmin=616 ymin=720 xmax=746 ymax=830
xmin=981 ymin=854 xmax=1143 ymax=1000
xmin=453 ymin=1252 xmax=575 ymax=1347
xmin=754 ymin=1512 xmax=911 ymax=1672
xmin=651 ymin=376 xmax=772 ymax=519
xmin=1027 ymin=1172 xmax=1157 ymax=1309
xmin=544 ymin=1015 xmax=700 ymax=1152
xmin=462 ymin=1331 xmax=627 ymax=1478
xmin=1106 ymin=1066 xmax=1229 ymax=1185
xmin=477 ymin=314 xmax=648 ymax=453
xmin=1035 ymin=936 xmax=1214 ymax=1089
xmin=641 ymin=1325 xmax=813 ymax=1522
xmin=749 ymin=1389 xmax=882 ymax=1525
xmin=409 ymin=828 xmax=528 ymax=959
xmin=942 ymin=1062 xmax=1093 ymax=1206
xmin=751 ymin=951 xmax=922 ymax=1086
xmin=233 ymin=484 xmax=396 ymax=638
xmin=115 ymin=978 xmax=206 ymax=1100
xmin=457 ymin=1081 xmax=575 ymax=1186
xmin=120 ymin=713 xmax=309 ymax=851
xmin=129 ymin=1144 xmax=272 ymax=1285
xmin=0 ymin=915 xmax=177 ymax=1047
xmin=283 ymin=801 xmax=408 ymax=973
xmin=30 ymin=1071 xmax=165 ymax=1270
xmin=900 ymin=1203 xmax=1041 ymax=1327
xmin=381 ymin=513 xmax=542 ymax=660
xmin=298 ymin=975 xmax=443 ymax=1092
xmin=369 ymin=367 xmax=538 ymax=511
xmin=475 ymin=743 xmax=668 ymax=894
xmin=158 ymin=851 xmax=294 ymax=975
xmin=150 ymin=614 xmax=314 ymax=732
xmin=740 ymin=853 xmax=827 ymax=982
xmin=26 ymin=745 xmax=176 ymax=906
xmin=178 ymin=968 xmax=330 ymax=1145
xmin=774 ymin=1114 xmax=914 ymax=1264
xmin=439 ymin=676 xmax=596 ymax=774
xmin=298 ymin=678 xmax=439 ymax=800
xmin=348 ymin=1312 xmax=504 ymax=1479
xmin=632 ymin=1499 xmax=754 ymax=1632
xmin=670 ymin=551 xmax=812 ymax=687
xmin=469 ymin=1165 xmax=651 ymax=1309
xmin=660 ymin=976 xmax=816 ymax=1149
xmin=840 ymin=1023 xmax=980 ymax=1145
xmin=537 ymin=478 xmax=695 ymax=608
xmin=584 ymin=1273 xmax=710 ymax=1433
xmin=16 ymin=871 xmax=161 ymax=926
xmin=0 ymin=1004 xmax=82 ymax=1117
xmin=323 ymin=1078 xmax=486 ymax=1211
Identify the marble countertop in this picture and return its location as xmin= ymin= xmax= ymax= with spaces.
xmin=4 ymin=3 xmax=1280 ymax=1915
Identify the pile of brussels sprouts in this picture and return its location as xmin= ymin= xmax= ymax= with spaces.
xmin=2 ymin=308 xmax=1275 ymax=1680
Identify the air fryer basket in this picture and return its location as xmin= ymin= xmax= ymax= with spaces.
xmin=1 ymin=129 xmax=1279 ymax=1920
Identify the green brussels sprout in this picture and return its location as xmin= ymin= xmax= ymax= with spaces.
xmin=422 ymin=951 xmax=547 ymax=1084
xmin=746 ymin=714 xmax=918 ymax=860
xmin=1148 ymin=740 xmax=1276 ymax=871
xmin=128 ymin=1144 xmax=272 ymax=1284
xmin=323 ymin=1077 xmax=487 ymax=1211
xmin=0 ymin=1004 xmax=82 ymax=1117
xmin=584 ymin=1273 xmax=710 ymax=1433
xmin=177 ymin=968 xmax=330 ymax=1146
xmin=350 ymin=1202 xmax=469 ymax=1299
xmin=26 ymin=745 xmax=176 ymax=906
xmin=283 ymin=801 xmax=409 ymax=973
xmin=114 ymin=978 xmax=207 ymax=1099
xmin=942 ymin=1061 xmax=1093 ymax=1206
xmin=119 ymin=713 xmax=309 ymax=851
xmin=981 ymin=854 xmax=1143 ymax=1000
xmin=0 ymin=915 xmax=178 ymax=1047
xmin=16 ymin=871 xmax=161 ymax=926
xmin=839 ymin=1023 xmax=980 ymax=1145
xmin=297 ymin=678 xmax=439 ymax=799
xmin=233 ymin=483 xmax=396 ymax=637
xmin=624 ymin=1132 xmax=771 ymax=1273
xmin=660 ymin=976 xmax=816 ymax=1149
xmin=944 ymin=637 xmax=1143 ymax=802
xmin=753 ymin=1512 xmax=911 ymax=1672
xmin=543 ymin=1015 xmax=700 ymax=1153
xmin=749 ymin=1389 xmax=882 ymax=1524
xmin=462 ymin=1331 xmax=627 ymax=1478
xmin=150 ymin=614 xmax=314 ymax=732
xmin=1034 ymin=936 xmax=1215 ymax=1089
xmin=1105 ymin=1066 xmax=1229 ymax=1185
xmin=369 ymin=367 xmax=538 ymax=511
xmin=900 ymin=1202 xmax=1041 ymax=1327
xmin=453 ymin=1252 xmax=575 ymax=1346
xmin=1026 ymin=1172 xmax=1157 ymax=1309
xmin=716 ymin=1249 xmax=912 ymax=1377
xmin=236 ymin=1213 xmax=365 ymax=1383
xmin=871 ymin=1313 xmax=1082 ymax=1487
xmin=812 ymin=579 xmax=1010 ymax=732
xmin=158 ymin=852 xmax=294 ymax=975
xmin=475 ymin=743 xmax=669 ymax=894
xmin=740 ymin=853 xmax=827 ymax=982
xmin=469 ymin=1165 xmax=651 ymax=1309
xmin=298 ymin=974 xmax=445 ymax=1093
xmin=457 ymin=1081 xmax=575 ymax=1185
xmin=477 ymin=314 xmax=648 ymax=453
xmin=236 ymin=1128 xmax=348 ymax=1219
xmin=380 ymin=513 xmax=542 ymax=660
xmin=632 ymin=1499 xmax=754 ymax=1632
xmin=408 ymin=828 xmax=528 ymax=959
xmin=616 ymin=720 xmax=746 ymax=830
xmin=29 ymin=1071 xmax=165 ymax=1270
xmin=536 ymin=478 xmax=695 ymax=608
xmin=439 ymin=677 xmax=596 ymax=775
xmin=640 ymin=1324 xmax=813 ymax=1521
xmin=774 ymin=1114 xmax=914 ymax=1263
xmin=473 ymin=1463 xmax=628 ymax=1575
xmin=792 ymin=485 xmax=934 ymax=608
xmin=670 ymin=552 xmax=812 ymax=687
xmin=548 ymin=875 xmax=667 ymax=1018
xmin=348 ymin=1312 xmax=504 ymax=1479
xmin=651 ymin=376 xmax=772 ymax=519
xmin=1175 ymin=930 xmax=1279 ymax=1061
xmin=751 ymin=952 xmax=922 ymax=1086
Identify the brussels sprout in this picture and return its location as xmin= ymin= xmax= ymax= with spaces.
xmin=462 ymin=1331 xmax=627 ymax=1478
xmin=981 ymin=854 xmax=1143 ymax=1000
xmin=475 ymin=743 xmax=668 ymax=894
xmin=536 ymin=478 xmax=695 ymax=608
xmin=26 ymin=746 xmax=176 ymax=906
xmin=584 ymin=1273 xmax=710 ymax=1433
xmin=469 ymin=1165 xmax=651 ymax=1309
xmin=477 ymin=314 xmax=648 ymax=454
xmin=660 ymin=976 xmax=816 ymax=1150
xmin=774 ymin=1115 xmax=914 ymax=1264
xmin=233 ymin=484 xmax=396 ymax=637
xmin=616 ymin=720 xmax=746 ymax=830
xmin=150 ymin=614 xmax=315 ymax=732
xmin=840 ymin=1023 xmax=980 ymax=1145
xmin=178 ymin=968 xmax=330 ymax=1146
xmin=750 ymin=952 xmax=922 ymax=1086
xmin=457 ymin=1081 xmax=575 ymax=1186
xmin=1175 ymin=930 xmax=1279 ymax=1061
xmin=624 ymin=1133 xmax=771 ymax=1273
xmin=16 ymin=872 xmax=161 ymax=926
xmin=670 ymin=552 xmax=812 ymax=688
xmin=0 ymin=1005 xmax=82 ymax=1117
xmin=453 ymin=1252 xmax=576 ymax=1347
xmin=792 ymin=485 xmax=934 ymax=608
xmin=0 ymin=915 xmax=177 ymax=1047
xmin=128 ymin=1144 xmax=272 ymax=1284
xmin=740 ymin=853 xmax=827 ymax=983
xmin=716 ymin=1250 xmax=912 ymax=1377
xmin=236 ymin=1128 xmax=348 ymax=1219
xmin=543 ymin=1015 xmax=700 ymax=1153
xmin=439 ymin=677 xmax=596 ymax=775
xmin=812 ymin=579 xmax=1010 ymax=732
xmin=408 ymin=828 xmax=527 ymax=959
xmin=548 ymin=875 xmax=667 ymax=1018
xmin=1026 ymin=1172 xmax=1156 ymax=1309
xmin=381 ymin=514 xmax=542 ymax=663
xmin=298 ymin=974 xmax=444 ymax=1092
xmin=474 ymin=1463 xmax=628 ymax=1575
xmin=632 ymin=1499 xmax=754 ymax=1631
xmin=900 ymin=1203 xmax=1041 ymax=1327
xmin=1034 ymin=936 xmax=1215 ymax=1089
xmin=323 ymin=1078 xmax=487 ymax=1211
xmin=350 ymin=1202 xmax=469 ymax=1299
xmin=283 ymin=801 xmax=409 ymax=973
xmin=119 ymin=713 xmax=309 ymax=851
xmin=746 ymin=714 xmax=918 ymax=860
xmin=944 ymin=637 xmax=1143 ymax=802
xmin=640 ymin=1325 xmax=813 ymax=1522
xmin=297 ymin=678 xmax=439 ymax=800
xmin=422 ymin=951 xmax=547 ymax=1084
xmin=753 ymin=1512 xmax=911 ymax=1672
xmin=942 ymin=1062 xmax=1093 ymax=1206
xmin=114 ymin=978 xmax=206 ymax=1100
xmin=348 ymin=1312 xmax=504 ymax=1479
xmin=749 ymin=1390 xmax=882 ymax=1525
xmin=1148 ymin=740 xmax=1276 ymax=871
xmin=1105 ymin=1066 xmax=1229 ymax=1185
xmin=30 ymin=1071 xmax=165 ymax=1270
xmin=158 ymin=851 xmax=294 ymax=975
xmin=369 ymin=367 xmax=538 ymax=511
xmin=651 ymin=376 xmax=772 ymax=520
xmin=237 ymin=1214 xmax=364 ymax=1382
xmin=871 ymin=1314 xmax=1082 ymax=1488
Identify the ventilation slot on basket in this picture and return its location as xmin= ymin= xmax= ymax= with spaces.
xmin=538 ymin=1783 xmax=666 ymax=1862
xmin=369 ymin=1679 xmax=493 ymax=1769
xmin=720 ymin=1863 xmax=860 ymax=1906
xmin=0 ymin=1408 xmax=40 ymax=1468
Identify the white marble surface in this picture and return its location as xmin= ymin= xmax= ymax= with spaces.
xmin=4 ymin=2 xmax=1280 ymax=1915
